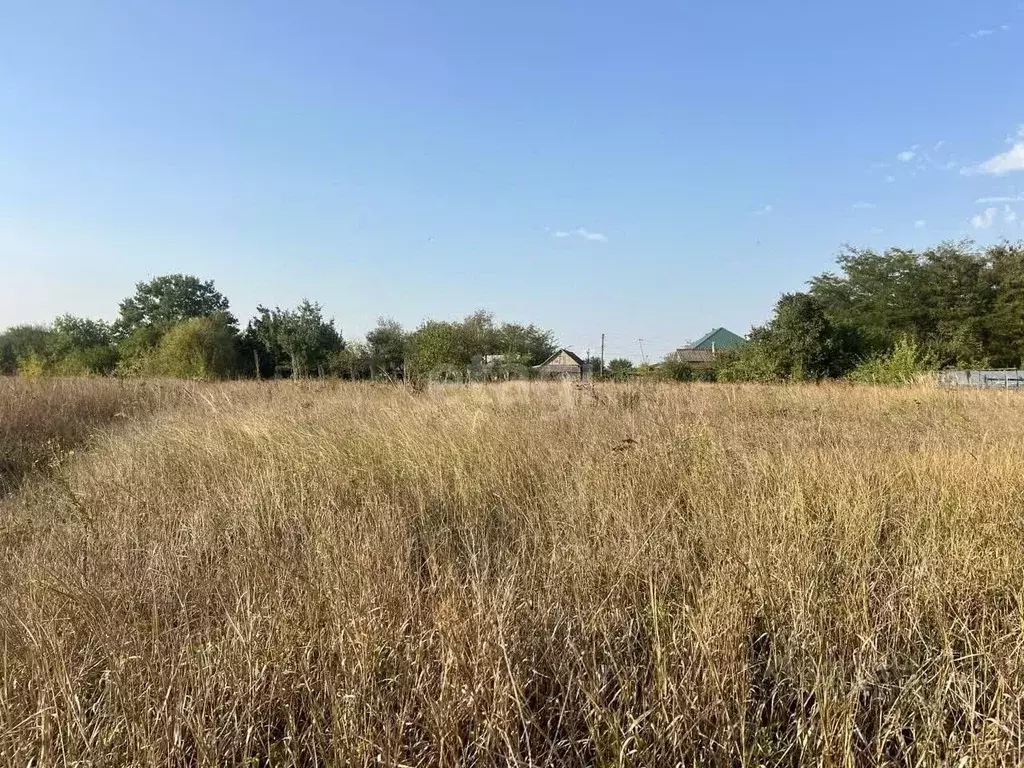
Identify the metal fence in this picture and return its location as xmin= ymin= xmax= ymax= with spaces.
xmin=937 ymin=369 xmax=1024 ymax=389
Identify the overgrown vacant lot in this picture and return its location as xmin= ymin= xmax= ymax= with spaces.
xmin=0 ymin=377 xmax=193 ymax=495
xmin=2 ymin=379 xmax=1024 ymax=765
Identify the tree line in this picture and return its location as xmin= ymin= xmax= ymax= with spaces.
xmin=714 ymin=239 xmax=1024 ymax=383
xmin=5 ymin=239 xmax=1023 ymax=383
xmin=0 ymin=274 xmax=559 ymax=380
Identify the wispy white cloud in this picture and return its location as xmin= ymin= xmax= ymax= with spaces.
xmin=958 ymin=24 xmax=1010 ymax=44
xmin=852 ymin=201 xmax=877 ymax=210
xmin=915 ymin=220 xmax=926 ymax=229
xmin=897 ymin=149 xmax=916 ymax=163
xmin=944 ymin=160 xmax=960 ymax=170
xmin=971 ymin=207 xmax=999 ymax=229
xmin=975 ymin=195 xmax=1024 ymax=204
xmin=754 ymin=204 xmax=774 ymax=215
xmin=885 ymin=175 xmax=896 ymax=184
xmin=1006 ymin=206 xmax=1019 ymax=225
xmin=963 ymin=143 xmax=1024 ymax=175
xmin=550 ymin=227 xmax=608 ymax=241
xmin=934 ymin=140 xmax=947 ymax=151
xmin=575 ymin=227 xmax=607 ymax=242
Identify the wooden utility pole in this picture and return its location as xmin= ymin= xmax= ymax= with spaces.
xmin=600 ymin=333 xmax=605 ymax=376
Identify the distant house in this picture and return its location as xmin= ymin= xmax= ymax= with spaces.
xmin=533 ymin=348 xmax=591 ymax=380
xmin=673 ymin=327 xmax=746 ymax=369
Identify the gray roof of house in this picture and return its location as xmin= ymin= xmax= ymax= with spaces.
xmin=674 ymin=348 xmax=716 ymax=363
xmin=534 ymin=348 xmax=585 ymax=367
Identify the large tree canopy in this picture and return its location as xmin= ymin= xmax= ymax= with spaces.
xmin=808 ymin=241 xmax=1024 ymax=368
xmin=750 ymin=292 xmax=862 ymax=380
xmin=115 ymin=274 xmax=234 ymax=338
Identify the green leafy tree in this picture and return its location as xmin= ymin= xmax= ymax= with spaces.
xmin=607 ymin=358 xmax=634 ymax=380
xmin=583 ymin=355 xmax=605 ymax=378
xmin=498 ymin=323 xmax=557 ymax=365
xmin=408 ymin=320 xmax=470 ymax=378
xmin=459 ymin=310 xmax=498 ymax=360
xmin=407 ymin=311 xmax=558 ymax=379
xmin=114 ymin=274 xmax=234 ymax=374
xmin=715 ymin=342 xmax=781 ymax=382
xmin=807 ymin=240 xmax=1016 ymax=369
xmin=809 ymin=246 xmax=923 ymax=352
xmin=916 ymin=243 xmax=988 ymax=366
xmin=281 ymin=300 xmax=342 ymax=377
xmin=365 ymin=318 xmax=408 ymax=379
xmin=244 ymin=306 xmax=285 ymax=377
xmin=750 ymin=293 xmax=863 ymax=381
xmin=247 ymin=301 xmax=341 ymax=378
xmin=48 ymin=315 xmax=118 ymax=375
xmin=660 ymin=356 xmax=695 ymax=382
xmin=984 ymin=243 xmax=1024 ymax=367
xmin=328 ymin=341 xmax=371 ymax=380
xmin=634 ymin=363 xmax=661 ymax=379
xmin=114 ymin=274 xmax=234 ymax=339
xmin=115 ymin=326 xmax=164 ymax=376
xmin=0 ymin=325 xmax=53 ymax=375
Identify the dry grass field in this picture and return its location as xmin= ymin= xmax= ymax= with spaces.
xmin=2 ymin=378 xmax=1024 ymax=766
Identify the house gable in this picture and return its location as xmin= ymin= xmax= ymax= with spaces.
xmin=533 ymin=348 xmax=590 ymax=379
xmin=535 ymin=348 xmax=585 ymax=368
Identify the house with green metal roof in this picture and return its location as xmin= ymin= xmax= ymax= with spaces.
xmin=689 ymin=327 xmax=746 ymax=351
xmin=673 ymin=327 xmax=747 ymax=367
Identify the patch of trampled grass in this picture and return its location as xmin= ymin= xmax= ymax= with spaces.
xmin=0 ymin=377 xmax=189 ymax=494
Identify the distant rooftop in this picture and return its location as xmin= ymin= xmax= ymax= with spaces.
xmin=687 ymin=327 xmax=747 ymax=351
xmin=674 ymin=348 xmax=716 ymax=364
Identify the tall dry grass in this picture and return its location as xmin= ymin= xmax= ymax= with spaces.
xmin=2 ymin=379 xmax=1024 ymax=765
xmin=0 ymin=377 xmax=194 ymax=495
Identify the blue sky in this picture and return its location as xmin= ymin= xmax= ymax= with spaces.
xmin=2 ymin=1 xmax=1023 ymax=361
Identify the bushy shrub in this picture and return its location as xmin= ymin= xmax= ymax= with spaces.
xmin=143 ymin=314 xmax=239 ymax=380
xmin=50 ymin=347 xmax=119 ymax=377
xmin=849 ymin=336 xmax=932 ymax=385
xmin=16 ymin=353 xmax=47 ymax=379
xmin=659 ymin=358 xmax=695 ymax=382
xmin=715 ymin=345 xmax=780 ymax=382
xmin=0 ymin=325 xmax=53 ymax=375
